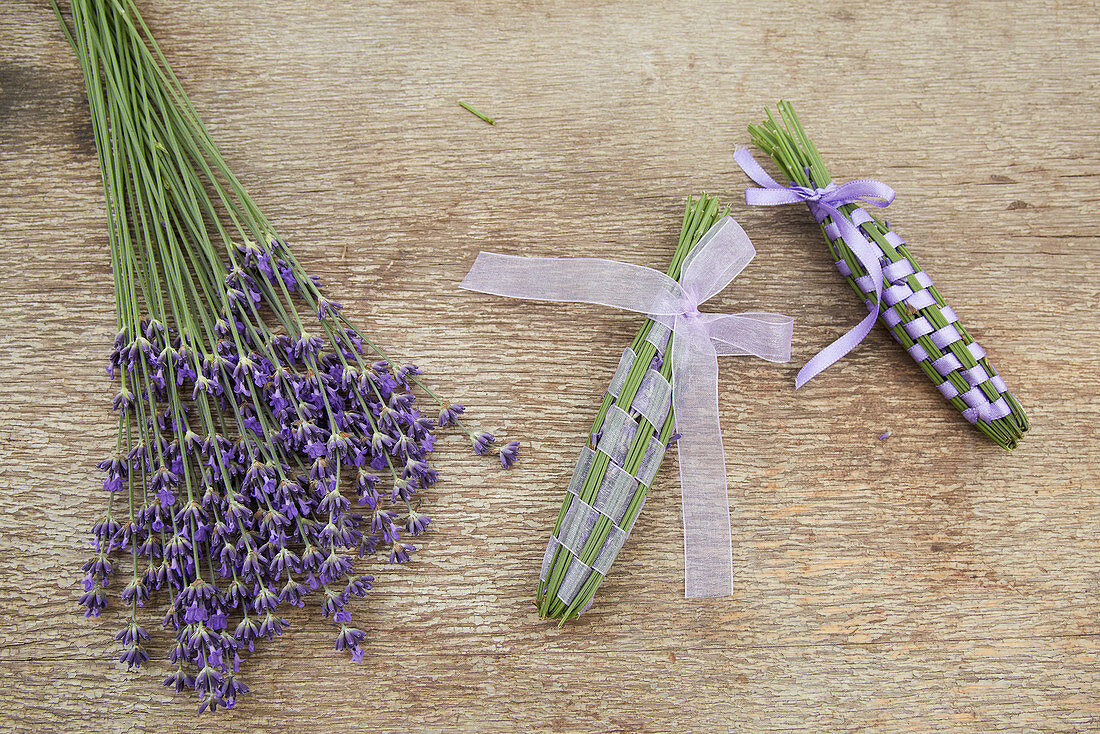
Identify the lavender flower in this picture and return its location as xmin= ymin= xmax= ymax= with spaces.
xmin=406 ymin=510 xmax=431 ymax=536
xmin=438 ymin=404 xmax=465 ymax=427
xmin=498 ymin=440 xmax=520 ymax=469
xmin=472 ymin=431 xmax=495 ymax=455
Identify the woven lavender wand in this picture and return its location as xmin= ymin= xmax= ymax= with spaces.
xmin=461 ymin=196 xmax=722 ymax=622
xmin=535 ymin=198 xmax=727 ymax=622
xmin=738 ymin=102 xmax=1028 ymax=450
xmin=459 ymin=196 xmax=792 ymax=621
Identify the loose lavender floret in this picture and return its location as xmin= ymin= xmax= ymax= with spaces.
xmin=498 ymin=440 xmax=520 ymax=469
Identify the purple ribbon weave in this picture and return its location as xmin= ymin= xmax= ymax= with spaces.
xmin=734 ymin=147 xmax=896 ymax=389
xmin=733 ymin=149 xmax=1013 ymax=425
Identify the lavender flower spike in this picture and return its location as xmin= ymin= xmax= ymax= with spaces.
xmin=472 ymin=431 xmax=495 ymax=455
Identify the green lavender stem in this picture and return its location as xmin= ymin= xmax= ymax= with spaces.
xmin=458 ymin=100 xmax=495 ymax=125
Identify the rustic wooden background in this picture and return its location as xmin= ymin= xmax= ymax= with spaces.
xmin=2 ymin=1 xmax=1098 ymax=731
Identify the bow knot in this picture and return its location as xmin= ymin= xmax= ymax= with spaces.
xmin=459 ymin=216 xmax=793 ymax=598
xmin=790 ymin=182 xmax=837 ymax=204
xmin=735 ymin=147 xmax=897 ymax=389
xmin=676 ymin=296 xmax=703 ymax=319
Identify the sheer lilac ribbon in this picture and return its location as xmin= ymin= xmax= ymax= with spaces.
xmin=734 ymin=147 xmax=896 ymax=388
xmin=459 ymin=217 xmax=793 ymax=598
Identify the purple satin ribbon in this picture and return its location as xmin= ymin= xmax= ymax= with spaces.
xmin=734 ymin=148 xmax=896 ymax=388
xmin=459 ymin=216 xmax=793 ymax=598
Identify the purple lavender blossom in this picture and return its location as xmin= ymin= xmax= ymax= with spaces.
xmin=437 ymin=403 xmax=465 ymax=427
xmin=84 ymin=229 xmax=520 ymax=713
xmin=406 ymin=510 xmax=431 ymax=536
xmin=389 ymin=543 xmax=414 ymax=564
xmin=498 ymin=440 xmax=520 ymax=469
xmin=472 ymin=431 xmax=495 ymax=455
xmin=316 ymin=296 xmax=343 ymax=320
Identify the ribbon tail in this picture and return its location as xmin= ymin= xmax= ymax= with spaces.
xmin=794 ymin=308 xmax=878 ymax=388
xmin=671 ymin=317 xmax=734 ymax=598
xmin=795 ymin=207 xmax=886 ymax=389
xmin=704 ymin=312 xmax=794 ymax=362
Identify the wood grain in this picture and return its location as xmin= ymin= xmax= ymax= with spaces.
xmin=1 ymin=1 xmax=1099 ymax=731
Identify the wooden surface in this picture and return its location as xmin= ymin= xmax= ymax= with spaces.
xmin=2 ymin=1 xmax=1099 ymax=731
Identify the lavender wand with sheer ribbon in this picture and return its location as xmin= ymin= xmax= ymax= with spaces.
xmin=739 ymin=101 xmax=1027 ymax=450
xmin=460 ymin=195 xmax=793 ymax=622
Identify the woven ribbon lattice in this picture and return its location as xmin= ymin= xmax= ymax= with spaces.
xmin=735 ymin=147 xmax=1020 ymax=429
xmin=821 ymin=207 xmax=1013 ymax=424
xmin=539 ymin=325 xmax=674 ymax=608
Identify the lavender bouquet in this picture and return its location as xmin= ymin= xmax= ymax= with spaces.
xmin=54 ymin=0 xmax=515 ymax=712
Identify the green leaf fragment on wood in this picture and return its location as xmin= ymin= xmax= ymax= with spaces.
xmin=458 ymin=101 xmax=495 ymax=125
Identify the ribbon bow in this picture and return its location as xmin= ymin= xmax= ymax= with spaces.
xmin=459 ymin=216 xmax=792 ymax=598
xmin=734 ymin=147 xmax=896 ymax=388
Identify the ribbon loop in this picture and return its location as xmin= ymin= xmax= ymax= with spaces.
xmin=735 ymin=147 xmax=896 ymax=388
xmin=459 ymin=216 xmax=793 ymax=599
xmin=459 ymin=252 xmax=688 ymax=317
xmin=680 ymin=216 xmax=757 ymax=305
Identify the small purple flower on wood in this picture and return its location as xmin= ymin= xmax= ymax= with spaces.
xmin=472 ymin=431 xmax=495 ymax=455
xmin=498 ymin=440 xmax=520 ymax=469
xmin=437 ymin=404 xmax=465 ymax=427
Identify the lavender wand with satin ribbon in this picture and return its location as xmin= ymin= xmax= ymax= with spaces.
xmin=739 ymin=101 xmax=1027 ymax=450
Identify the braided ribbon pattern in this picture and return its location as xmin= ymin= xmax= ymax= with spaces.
xmin=460 ymin=217 xmax=793 ymax=602
xmin=735 ymin=148 xmax=1014 ymax=425
xmin=540 ymin=330 xmax=674 ymax=609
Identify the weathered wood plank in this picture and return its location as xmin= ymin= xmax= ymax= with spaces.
xmin=1 ymin=0 xmax=1098 ymax=730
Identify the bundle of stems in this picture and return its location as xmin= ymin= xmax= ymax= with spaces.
xmin=54 ymin=0 xmax=514 ymax=711
xmin=536 ymin=193 xmax=728 ymax=623
xmin=748 ymin=102 xmax=1027 ymax=450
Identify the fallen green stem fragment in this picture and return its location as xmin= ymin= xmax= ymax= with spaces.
xmin=458 ymin=100 xmax=495 ymax=125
